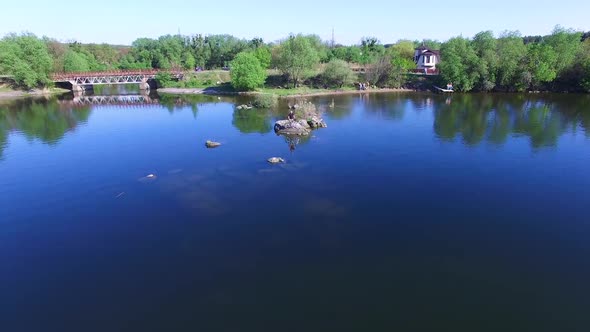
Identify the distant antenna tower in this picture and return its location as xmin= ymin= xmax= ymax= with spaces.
xmin=331 ymin=27 xmax=335 ymax=48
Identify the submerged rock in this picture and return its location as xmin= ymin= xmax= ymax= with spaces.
xmin=138 ymin=173 xmax=158 ymax=183
xmin=205 ymin=140 xmax=221 ymax=148
xmin=267 ymin=157 xmax=285 ymax=164
xmin=307 ymin=115 xmax=327 ymax=128
xmin=236 ymin=104 xmax=253 ymax=110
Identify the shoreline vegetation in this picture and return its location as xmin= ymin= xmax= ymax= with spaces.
xmin=0 ymin=86 xmax=69 ymax=100
xmin=0 ymin=27 xmax=589 ymax=97
xmin=157 ymin=86 xmax=415 ymax=98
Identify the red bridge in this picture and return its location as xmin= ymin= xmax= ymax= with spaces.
xmin=52 ymin=70 xmax=184 ymax=91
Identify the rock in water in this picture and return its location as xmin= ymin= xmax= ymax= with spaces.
xmin=275 ymin=100 xmax=326 ymax=135
xmin=205 ymin=140 xmax=221 ymax=148
xmin=267 ymin=157 xmax=285 ymax=164
xmin=273 ymin=120 xmax=311 ymax=136
xmin=307 ymin=115 xmax=327 ymax=128
xmin=236 ymin=104 xmax=253 ymax=110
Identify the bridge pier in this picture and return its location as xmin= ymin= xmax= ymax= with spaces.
xmin=139 ymin=78 xmax=150 ymax=91
xmin=70 ymin=81 xmax=84 ymax=93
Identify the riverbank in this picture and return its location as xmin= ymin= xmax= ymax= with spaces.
xmin=0 ymin=87 xmax=69 ymax=101
xmin=157 ymin=86 xmax=416 ymax=98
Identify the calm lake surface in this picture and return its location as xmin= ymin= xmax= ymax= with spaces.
xmin=1 ymin=89 xmax=590 ymax=331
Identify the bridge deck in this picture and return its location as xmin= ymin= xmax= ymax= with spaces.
xmin=52 ymin=70 xmax=184 ymax=83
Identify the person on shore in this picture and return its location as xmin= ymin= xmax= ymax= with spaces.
xmin=446 ymin=82 xmax=453 ymax=91
xmin=288 ymin=110 xmax=295 ymax=120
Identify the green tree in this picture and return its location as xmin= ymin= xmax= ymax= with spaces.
xmin=417 ymin=39 xmax=442 ymax=50
xmin=345 ymin=46 xmax=363 ymax=63
xmin=44 ymin=37 xmax=68 ymax=72
xmin=471 ymin=31 xmax=498 ymax=91
xmin=189 ymin=34 xmax=211 ymax=68
xmin=0 ymin=33 xmax=53 ymax=89
xmin=329 ymin=46 xmax=349 ymax=61
xmin=302 ymin=35 xmax=330 ymax=63
xmin=155 ymin=72 xmax=173 ymax=88
xmin=389 ymin=40 xmax=415 ymax=59
xmin=496 ymin=31 xmax=527 ymax=91
xmin=580 ymin=40 xmax=590 ymax=91
xmin=322 ymin=59 xmax=355 ymax=88
xmin=206 ymin=34 xmax=248 ymax=68
xmin=84 ymin=43 xmax=122 ymax=69
xmin=230 ymin=52 xmax=267 ymax=91
xmin=276 ymin=35 xmax=320 ymax=88
xmin=182 ymin=51 xmax=196 ymax=70
xmin=545 ymin=26 xmax=582 ymax=75
xmin=388 ymin=51 xmax=415 ymax=87
xmin=439 ymin=37 xmax=480 ymax=92
xmin=525 ymin=43 xmax=557 ymax=87
xmin=253 ymin=46 xmax=272 ymax=69
xmin=360 ymin=37 xmax=385 ymax=64
xmin=63 ymin=50 xmax=91 ymax=72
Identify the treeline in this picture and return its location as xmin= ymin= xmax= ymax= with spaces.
xmin=0 ymin=27 xmax=589 ymax=92
xmin=439 ymin=27 xmax=590 ymax=92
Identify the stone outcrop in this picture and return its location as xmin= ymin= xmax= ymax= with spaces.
xmin=274 ymin=120 xmax=311 ymax=136
xmin=274 ymin=100 xmax=327 ymax=136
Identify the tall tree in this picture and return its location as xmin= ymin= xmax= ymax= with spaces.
xmin=545 ymin=26 xmax=582 ymax=75
xmin=252 ymin=46 xmax=272 ymax=69
xmin=276 ymin=35 xmax=320 ymax=88
xmin=63 ymin=50 xmax=91 ymax=72
xmin=439 ymin=37 xmax=480 ymax=92
xmin=525 ymin=43 xmax=557 ymax=88
xmin=0 ymin=33 xmax=53 ymax=88
xmin=230 ymin=52 xmax=267 ymax=91
xmin=471 ymin=31 xmax=498 ymax=91
xmin=360 ymin=37 xmax=385 ymax=64
xmin=496 ymin=31 xmax=527 ymax=91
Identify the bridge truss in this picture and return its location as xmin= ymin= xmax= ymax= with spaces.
xmin=52 ymin=70 xmax=184 ymax=85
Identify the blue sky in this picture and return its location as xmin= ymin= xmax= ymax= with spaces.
xmin=2 ymin=0 xmax=588 ymax=45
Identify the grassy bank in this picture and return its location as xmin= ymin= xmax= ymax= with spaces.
xmin=0 ymin=85 xmax=69 ymax=100
xmin=158 ymin=68 xmax=416 ymax=98
xmin=161 ymin=70 xmax=231 ymax=89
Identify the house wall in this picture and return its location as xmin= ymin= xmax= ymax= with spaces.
xmin=415 ymin=53 xmax=438 ymax=69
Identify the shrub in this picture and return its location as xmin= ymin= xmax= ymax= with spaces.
xmin=252 ymin=94 xmax=278 ymax=108
xmin=230 ymin=52 xmax=267 ymax=91
xmin=155 ymin=72 xmax=173 ymax=87
xmin=322 ymin=59 xmax=355 ymax=88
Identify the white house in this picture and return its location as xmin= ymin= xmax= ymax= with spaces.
xmin=414 ymin=45 xmax=440 ymax=72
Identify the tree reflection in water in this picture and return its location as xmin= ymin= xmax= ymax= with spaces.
xmin=433 ymin=93 xmax=590 ymax=148
xmin=0 ymin=98 xmax=91 ymax=159
xmin=232 ymin=107 xmax=272 ymax=134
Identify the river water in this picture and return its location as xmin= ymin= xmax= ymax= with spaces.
xmin=1 ymin=90 xmax=589 ymax=331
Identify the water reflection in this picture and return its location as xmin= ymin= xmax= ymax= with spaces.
xmin=433 ymin=94 xmax=590 ymax=148
xmin=0 ymin=98 xmax=91 ymax=159
xmin=1 ymin=92 xmax=589 ymax=162
xmin=360 ymin=93 xmax=407 ymax=120
xmin=283 ymin=134 xmax=311 ymax=152
xmin=232 ymin=107 xmax=272 ymax=134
